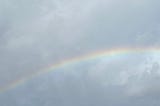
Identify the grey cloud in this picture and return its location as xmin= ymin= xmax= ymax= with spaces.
xmin=1 ymin=52 xmax=160 ymax=106
xmin=0 ymin=0 xmax=96 ymax=88
xmin=0 ymin=0 xmax=160 ymax=106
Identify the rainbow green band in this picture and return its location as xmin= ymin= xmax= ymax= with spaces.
xmin=0 ymin=47 xmax=159 ymax=94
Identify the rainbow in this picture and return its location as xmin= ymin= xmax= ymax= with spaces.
xmin=0 ymin=47 xmax=159 ymax=94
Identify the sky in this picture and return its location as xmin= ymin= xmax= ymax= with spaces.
xmin=0 ymin=0 xmax=160 ymax=106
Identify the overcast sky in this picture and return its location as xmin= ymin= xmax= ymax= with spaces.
xmin=0 ymin=0 xmax=160 ymax=106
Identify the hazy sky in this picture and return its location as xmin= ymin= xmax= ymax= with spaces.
xmin=0 ymin=0 xmax=160 ymax=106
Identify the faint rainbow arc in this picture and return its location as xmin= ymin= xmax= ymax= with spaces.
xmin=0 ymin=47 xmax=159 ymax=94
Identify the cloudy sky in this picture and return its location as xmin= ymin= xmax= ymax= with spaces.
xmin=0 ymin=0 xmax=160 ymax=106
